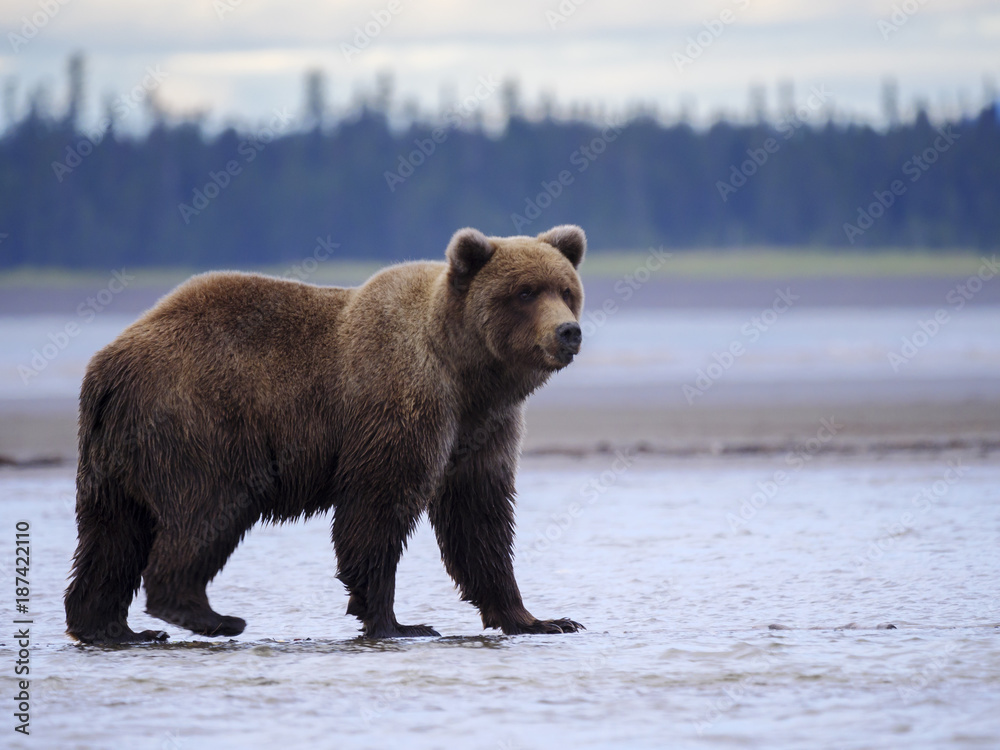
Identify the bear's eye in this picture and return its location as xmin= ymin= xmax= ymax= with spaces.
xmin=561 ymin=288 xmax=573 ymax=305
xmin=518 ymin=287 xmax=536 ymax=301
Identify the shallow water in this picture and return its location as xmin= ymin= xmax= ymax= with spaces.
xmin=1 ymin=458 xmax=998 ymax=749
xmin=3 ymin=306 xmax=1000 ymax=400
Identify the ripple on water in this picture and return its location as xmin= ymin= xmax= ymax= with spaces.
xmin=1 ymin=461 xmax=998 ymax=748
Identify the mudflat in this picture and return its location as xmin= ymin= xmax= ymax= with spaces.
xmin=2 ymin=272 xmax=998 ymax=467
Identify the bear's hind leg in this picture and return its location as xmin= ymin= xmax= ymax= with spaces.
xmin=142 ymin=498 xmax=251 ymax=638
xmin=65 ymin=487 xmax=167 ymax=644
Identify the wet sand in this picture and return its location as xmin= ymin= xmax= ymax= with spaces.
xmin=4 ymin=392 xmax=1000 ymax=469
xmin=2 ymin=274 xmax=999 ymax=467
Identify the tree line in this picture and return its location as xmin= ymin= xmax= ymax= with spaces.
xmin=1 ymin=103 xmax=997 ymax=269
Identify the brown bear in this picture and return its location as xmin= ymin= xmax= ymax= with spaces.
xmin=64 ymin=225 xmax=587 ymax=643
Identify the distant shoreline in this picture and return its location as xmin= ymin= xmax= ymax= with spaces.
xmin=1 ymin=247 xmax=992 ymax=288
xmin=3 ymin=248 xmax=997 ymax=314
xmin=3 ymin=275 xmax=1000 ymax=315
xmin=3 ymin=262 xmax=998 ymax=467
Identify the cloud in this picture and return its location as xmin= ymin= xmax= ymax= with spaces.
xmin=1 ymin=0 xmax=996 ymax=128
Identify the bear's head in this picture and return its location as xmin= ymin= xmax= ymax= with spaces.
xmin=445 ymin=225 xmax=585 ymax=372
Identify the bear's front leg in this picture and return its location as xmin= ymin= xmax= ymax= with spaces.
xmin=332 ymin=492 xmax=440 ymax=639
xmin=429 ymin=458 xmax=584 ymax=636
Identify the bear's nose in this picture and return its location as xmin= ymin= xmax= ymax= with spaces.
xmin=556 ymin=322 xmax=582 ymax=351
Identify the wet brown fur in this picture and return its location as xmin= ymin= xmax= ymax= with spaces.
xmin=64 ymin=225 xmax=587 ymax=643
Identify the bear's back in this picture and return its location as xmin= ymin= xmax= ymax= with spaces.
xmin=144 ymin=271 xmax=350 ymax=337
xmin=84 ymin=272 xmax=354 ymax=425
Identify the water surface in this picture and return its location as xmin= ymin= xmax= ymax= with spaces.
xmin=1 ymin=459 xmax=997 ymax=749
xmin=3 ymin=306 xmax=1000 ymax=400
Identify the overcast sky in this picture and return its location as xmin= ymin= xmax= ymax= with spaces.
xmin=3 ymin=0 xmax=999 ymax=131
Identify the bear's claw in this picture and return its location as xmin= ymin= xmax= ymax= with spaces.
xmin=137 ymin=629 xmax=171 ymax=642
xmin=204 ymin=615 xmax=247 ymax=637
xmin=363 ymin=622 xmax=441 ymax=639
xmin=504 ymin=617 xmax=585 ymax=635
xmin=70 ymin=627 xmax=169 ymax=645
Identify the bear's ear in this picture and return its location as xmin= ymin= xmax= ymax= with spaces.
xmin=446 ymin=227 xmax=495 ymax=292
xmin=538 ymin=225 xmax=586 ymax=268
